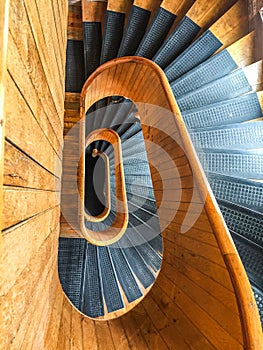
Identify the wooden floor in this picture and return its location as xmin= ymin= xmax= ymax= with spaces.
xmin=1 ymin=0 xmax=263 ymax=349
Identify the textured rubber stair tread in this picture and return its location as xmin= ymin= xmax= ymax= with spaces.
xmin=197 ymin=149 xmax=263 ymax=179
xmin=207 ymin=173 xmax=263 ymax=213
xmin=109 ymin=100 xmax=136 ymax=127
xmin=171 ymin=49 xmax=238 ymax=97
xmin=128 ymin=211 xmax=161 ymax=243
xmin=58 ymin=238 xmax=86 ymax=309
xmin=177 ymin=69 xmax=251 ymax=112
xmin=218 ymin=200 xmax=263 ymax=248
xmin=190 ymin=122 xmax=263 ymax=150
xmin=182 ymin=93 xmax=263 ymax=130
xmin=165 ymin=30 xmax=222 ymax=82
xmin=251 ymin=285 xmax=263 ymax=325
xmin=120 ymin=245 xmax=155 ymax=288
xmin=147 ymin=235 xmax=163 ymax=254
xmin=97 ymin=246 xmax=124 ymax=313
xmin=136 ymin=7 xmax=176 ymax=59
xmin=118 ymin=122 xmax=141 ymax=140
xmin=118 ymin=5 xmax=151 ymax=57
xmin=127 ymin=225 xmax=162 ymax=272
xmin=82 ymin=243 xmax=104 ymax=318
xmin=65 ymin=40 xmax=85 ymax=92
xmin=100 ymin=10 xmax=125 ymax=64
xmin=127 ymin=193 xmax=158 ymax=215
xmin=153 ymin=16 xmax=200 ymax=69
xmin=109 ymin=247 xmax=143 ymax=303
xmin=232 ymin=233 xmax=263 ymax=289
xmin=82 ymin=22 xmax=102 ymax=78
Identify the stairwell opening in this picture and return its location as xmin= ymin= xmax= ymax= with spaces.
xmin=58 ymin=96 xmax=163 ymax=320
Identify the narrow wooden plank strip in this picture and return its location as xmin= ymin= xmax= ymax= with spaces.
xmin=7 ymin=32 xmax=62 ymax=154
xmin=2 ymin=186 xmax=59 ymax=230
xmin=1 ymin=228 xmax=58 ymax=349
xmin=5 ymin=73 xmax=62 ymax=169
xmin=1 ymin=206 xmax=60 ymax=294
xmin=4 ymin=141 xmax=60 ymax=190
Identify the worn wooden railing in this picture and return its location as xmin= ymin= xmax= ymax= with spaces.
xmin=75 ymin=56 xmax=263 ymax=349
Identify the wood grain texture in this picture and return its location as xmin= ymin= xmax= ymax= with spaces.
xmin=0 ymin=0 xmax=9 ymax=269
xmin=227 ymin=31 xmax=256 ymax=67
xmin=211 ymin=0 xmax=249 ymax=49
xmin=1 ymin=1 xmax=67 ymax=349
xmin=76 ymin=56 xmax=263 ymax=349
xmin=187 ymin=0 xmax=238 ymax=30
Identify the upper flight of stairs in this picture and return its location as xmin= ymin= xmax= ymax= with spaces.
xmin=62 ymin=0 xmax=263 ymax=325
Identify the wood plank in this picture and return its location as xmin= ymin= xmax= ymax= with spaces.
xmin=24 ymin=0 xmax=65 ymax=120
xmin=1 ymin=226 xmax=58 ymax=349
xmin=1 ymin=206 xmax=60 ymax=294
xmin=149 ymin=284 xmax=214 ymax=349
xmin=70 ymin=309 xmax=83 ymax=350
xmin=44 ymin=282 xmax=65 ymax=350
xmin=107 ymin=318 xmax=130 ymax=350
xmin=67 ymin=4 xmax=83 ymax=40
xmin=7 ymin=32 xmax=62 ymax=154
xmin=227 ymin=31 xmax=256 ymax=67
xmin=159 ymin=261 xmax=243 ymax=342
xmin=5 ymin=73 xmax=62 ymax=169
xmin=57 ymin=299 xmax=72 ymax=350
xmin=4 ymin=141 xmax=60 ymax=190
xmin=156 ymin=273 xmax=243 ymax=349
xmin=81 ymin=316 xmax=98 ymax=349
xmin=211 ymin=0 xmax=249 ymax=49
xmin=0 ymin=0 xmax=9 ymax=250
xmin=2 ymin=186 xmax=59 ymax=230
xmin=187 ymin=0 xmax=237 ymax=30
xmin=7 ymin=7 xmax=64 ymax=143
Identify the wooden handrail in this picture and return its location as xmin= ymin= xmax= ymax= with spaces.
xmin=79 ymin=56 xmax=263 ymax=347
xmin=84 ymin=148 xmax=111 ymax=222
xmin=79 ymin=128 xmax=128 ymax=246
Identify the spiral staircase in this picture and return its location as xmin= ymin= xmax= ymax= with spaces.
xmin=60 ymin=0 xmax=263 ymax=328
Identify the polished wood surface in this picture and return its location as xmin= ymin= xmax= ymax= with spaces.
xmin=0 ymin=0 xmax=9 ymax=261
xmin=0 ymin=0 xmax=67 ymax=348
xmin=1 ymin=0 xmax=263 ymax=348
xmin=211 ymin=0 xmax=249 ymax=49
xmin=78 ymin=56 xmax=263 ymax=349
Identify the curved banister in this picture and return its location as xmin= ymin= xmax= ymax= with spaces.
xmin=79 ymin=128 xmax=128 ymax=246
xmin=78 ymin=56 xmax=263 ymax=347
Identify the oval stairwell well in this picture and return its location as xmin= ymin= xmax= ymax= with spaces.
xmin=45 ymin=0 xmax=263 ymax=348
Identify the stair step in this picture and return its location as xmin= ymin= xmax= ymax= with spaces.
xmin=98 ymin=246 xmax=124 ymax=313
xmin=165 ymin=30 xmax=222 ymax=82
xmin=58 ymin=238 xmax=86 ymax=309
xmin=100 ymin=10 xmax=125 ymax=64
xmin=197 ymin=149 xmax=263 ymax=180
xmin=120 ymin=244 xmax=155 ymax=288
xmin=82 ymin=22 xmax=102 ymax=78
xmin=171 ymin=49 xmax=237 ymax=97
xmin=207 ymin=173 xmax=263 ymax=213
xmin=109 ymin=247 xmax=143 ymax=303
xmin=65 ymin=40 xmax=85 ymax=92
xmin=118 ymin=5 xmax=151 ymax=56
xmin=153 ymin=15 xmax=200 ymax=69
xmin=177 ymin=68 xmax=251 ymax=112
xmin=82 ymin=244 xmax=104 ymax=318
xmin=182 ymin=93 xmax=262 ymax=130
xmin=218 ymin=200 xmax=263 ymax=248
xmin=127 ymin=225 xmax=162 ymax=272
xmin=136 ymin=7 xmax=176 ymax=59
xmin=190 ymin=122 xmax=263 ymax=150
xmin=251 ymin=285 xmax=263 ymax=325
xmin=232 ymin=233 xmax=263 ymax=289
